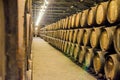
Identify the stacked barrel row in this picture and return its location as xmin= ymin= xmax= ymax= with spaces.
xmin=39 ymin=0 xmax=120 ymax=80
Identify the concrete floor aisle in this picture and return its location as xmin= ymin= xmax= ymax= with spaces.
xmin=32 ymin=37 xmax=96 ymax=80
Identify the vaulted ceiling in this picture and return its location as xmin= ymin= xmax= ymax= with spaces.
xmin=32 ymin=0 xmax=107 ymax=26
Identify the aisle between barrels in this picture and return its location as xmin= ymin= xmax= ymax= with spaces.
xmin=32 ymin=37 xmax=96 ymax=80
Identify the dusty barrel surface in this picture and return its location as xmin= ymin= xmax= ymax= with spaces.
xmin=78 ymin=46 xmax=87 ymax=64
xmin=93 ymin=51 xmax=107 ymax=74
xmin=87 ymin=6 xmax=97 ymax=26
xmin=100 ymin=26 xmax=116 ymax=51
xmin=73 ymin=29 xmax=78 ymax=43
xmin=77 ymin=29 xmax=84 ymax=44
xmin=96 ymin=2 xmax=108 ymax=25
xmin=107 ymin=0 xmax=120 ymax=24
xmin=75 ymin=12 xmax=81 ymax=27
xmin=90 ymin=27 xmax=102 ymax=48
xmin=83 ymin=29 xmax=92 ymax=46
xmin=84 ymin=48 xmax=94 ymax=68
xmin=73 ymin=44 xmax=80 ymax=60
xmin=80 ymin=9 xmax=89 ymax=27
xmin=104 ymin=54 xmax=120 ymax=80
xmin=113 ymin=26 xmax=120 ymax=55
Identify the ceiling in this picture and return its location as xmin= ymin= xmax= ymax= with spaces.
xmin=32 ymin=0 xmax=107 ymax=27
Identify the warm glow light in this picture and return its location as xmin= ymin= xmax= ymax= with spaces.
xmin=35 ymin=0 xmax=49 ymax=26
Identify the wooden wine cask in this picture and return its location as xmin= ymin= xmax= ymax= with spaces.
xmin=62 ymin=19 xmax=65 ymax=29
xmin=64 ymin=41 xmax=69 ymax=53
xmin=59 ymin=20 xmax=62 ymax=29
xmin=73 ymin=29 xmax=78 ymax=43
xmin=90 ymin=27 xmax=102 ymax=48
xmin=66 ymin=42 xmax=72 ymax=54
xmin=58 ymin=30 xmax=61 ymax=39
xmin=80 ymin=9 xmax=89 ymax=27
xmin=60 ymin=40 xmax=65 ymax=51
xmin=84 ymin=48 xmax=94 ymax=68
xmin=113 ymin=26 xmax=120 ymax=55
xmin=77 ymin=29 xmax=84 ymax=44
xmin=68 ymin=16 xmax=72 ymax=29
xmin=87 ymin=6 xmax=97 ymax=26
xmin=69 ymin=30 xmax=74 ymax=42
xmin=65 ymin=17 xmax=69 ymax=29
xmin=61 ymin=30 xmax=64 ymax=40
xmin=105 ymin=54 xmax=120 ymax=80
xmin=71 ymin=14 xmax=76 ymax=28
xmin=61 ymin=41 xmax=65 ymax=51
xmin=63 ymin=30 xmax=66 ymax=40
xmin=100 ymin=26 xmax=116 ymax=51
xmin=75 ymin=12 xmax=81 ymax=27
xmin=107 ymin=0 xmax=120 ymax=24
xmin=59 ymin=19 xmax=62 ymax=29
xmin=83 ymin=29 xmax=92 ymax=46
xmin=73 ymin=44 xmax=80 ymax=61
xmin=56 ymin=21 xmax=59 ymax=30
xmin=79 ymin=46 xmax=87 ymax=64
xmin=58 ymin=40 xmax=60 ymax=48
xmin=70 ymin=43 xmax=75 ymax=57
xmin=93 ymin=51 xmax=107 ymax=74
xmin=63 ymin=19 xmax=66 ymax=29
xmin=65 ymin=30 xmax=70 ymax=41
xmin=96 ymin=2 xmax=108 ymax=25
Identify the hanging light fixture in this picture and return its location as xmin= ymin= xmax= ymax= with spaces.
xmin=35 ymin=0 xmax=49 ymax=26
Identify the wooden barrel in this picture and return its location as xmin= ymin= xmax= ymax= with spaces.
xmin=87 ymin=6 xmax=97 ymax=26
xmin=63 ymin=30 xmax=67 ymax=41
xmin=80 ymin=9 xmax=89 ymax=27
xmin=59 ymin=20 xmax=62 ymax=29
xmin=64 ymin=41 xmax=68 ymax=53
xmin=66 ymin=42 xmax=72 ymax=54
xmin=96 ymin=2 xmax=108 ymax=25
xmin=69 ymin=30 xmax=74 ymax=42
xmin=84 ymin=48 xmax=94 ymax=68
xmin=70 ymin=43 xmax=75 ymax=57
xmin=113 ymin=26 xmax=120 ymax=55
xmin=107 ymin=0 xmax=120 ymax=24
xmin=73 ymin=44 xmax=80 ymax=61
xmin=90 ymin=27 xmax=102 ymax=48
xmin=61 ymin=30 xmax=64 ymax=40
xmin=75 ymin=12 xmax=81 ymax=27
xmin=73 ymin=29 xmax=78 ymax=43
xmin=77 ymin=29 xmax=84 ymax=44
xmin=71 ymin=14 xmax=76 ymax=28
xmin=105 ymin=54 xmax=120 ymax=80
xmin=65 ymin=17 xmax=69 ymax=29
xmin=62 ymin=41 xmax=65 ymax=51
xmin=83 ymin=29 xmax=92 ymax=46
xmin=65 ymin=30 xmax=70 ymax=41
xmin=79 ymin=46 xmax=87 ymax=64
xmin=93 ymin=51 xmax=107 ymax=74
xmin=100 ymin=26 xmax=116 ymax=51
xmin=63 ymin=18 xmax=66 ymax=29
xmin=68 ymin=16 xmax=72 ymax=29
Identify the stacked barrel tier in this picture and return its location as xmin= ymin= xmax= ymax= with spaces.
xmin=39 ymin=0 xmax=120 ymax=79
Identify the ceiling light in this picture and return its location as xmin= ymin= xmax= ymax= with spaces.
xmin=35 ymin=0 xmax=49 ymax=26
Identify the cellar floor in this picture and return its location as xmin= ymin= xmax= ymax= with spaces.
xmin=32 ymin=37 xmax=96 ymax=80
